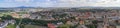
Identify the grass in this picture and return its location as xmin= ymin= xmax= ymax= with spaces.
xmin=6 ymin=24 xmax=16 ymax=28
xmin=24 ymin=25 xmax=47 ymax=28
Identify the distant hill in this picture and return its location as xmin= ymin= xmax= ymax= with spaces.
xmin=1 ymin=6 xmax=120 ymax=10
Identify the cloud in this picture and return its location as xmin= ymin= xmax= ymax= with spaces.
xmin=92 ymin=0 xmax=120 ymax=7
xmin=47 ymin=0 xmax=95 ymax=7
xmin=15 ymin=0 xmax=32 ymax=3
xmin=1 ymin=0 xmax=120 ymax=7
xmin=52 ymin=0 xmax=120 ymax=7
xmin=0 ymin=3 xmax=23 ymax=7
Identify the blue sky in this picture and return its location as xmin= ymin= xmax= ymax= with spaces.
xmin=0 ymin=0 xmax=120 ymax=7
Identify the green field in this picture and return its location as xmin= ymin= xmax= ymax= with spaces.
xmin=24 ymin=25 xmax=47 ymax=28
xmin=6 ymin=24 xmax=16 ymax=28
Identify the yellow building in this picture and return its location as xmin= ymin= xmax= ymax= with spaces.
xmin=11 ymin=12 xmax=20 ymax=18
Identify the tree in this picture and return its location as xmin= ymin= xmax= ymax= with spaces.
xmin=0 ymin=15 xmax=14 ymax=20
xmin=86 ymin=24 xmax=97 ymax=28
xmin=92 ymin=20 xmax=98 ymax=24
xmin=59 ymin=14 xmax=67 ymax=18
xmin=58 ymin=24 xmax=70 ymax=28
xmin=70 ymin=17 xmax=75 ymax=20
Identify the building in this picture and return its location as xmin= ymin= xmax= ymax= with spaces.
xmin=0 ymin=21 xmax=8 ymax=28
xmin=11 ymin=12 xmax=20 ymax=18
xmin=47 ymin=23 xmax=56 ymax=28
xmin=21 ymin=14 xmax=30 ymax=18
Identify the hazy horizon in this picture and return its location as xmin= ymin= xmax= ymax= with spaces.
xmin=0 ymin=0 xmax=120 ymax=7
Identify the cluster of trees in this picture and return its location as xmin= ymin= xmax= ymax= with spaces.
xmin=52 ymin=13 xmax=67 ymax=18
xmin=85 ymin=20 xmax=99 ymax=28
xmin=0 ymin=10 xmax=13 ymax=12
xmin=0 ymin=15 xmax=79 ymax=28
xmin=0 ymin=15 xmax=67 ymax=26
xmin=0 ymin=15 xmax=99 ymax=28
xmin=0 ymin=15 xmax=14 ymax=20
xmin=85 ymin=24 xmax=97 ymax=28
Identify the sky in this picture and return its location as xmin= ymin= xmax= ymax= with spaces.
xmin=0 ymin=0 xmax=120 ymax=7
